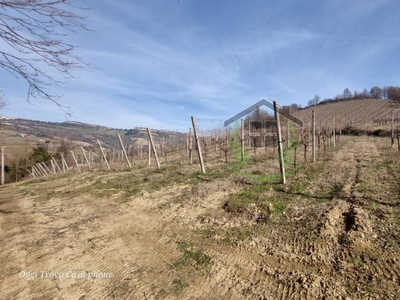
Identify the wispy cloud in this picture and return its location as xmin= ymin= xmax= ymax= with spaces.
xmin=1 ymin=0 xmax=399 ymax=130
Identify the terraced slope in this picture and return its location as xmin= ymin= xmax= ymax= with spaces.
xmin=292 ymin=99 xmax=399 ymax=131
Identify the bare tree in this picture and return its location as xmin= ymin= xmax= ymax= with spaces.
xmin=0 ymin=1 xmax=88 ymax=110
xmin=370 ymin=86 xmax=383 ymax=99
xmin=0 ymin=90 xmax=8 ymax=110
xmin=307 ymin=95 xmax=320 ymax=107
xmin=343 ymin=88 xmax=352 ymax=99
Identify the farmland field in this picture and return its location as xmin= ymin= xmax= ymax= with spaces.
xmin=1 ymin=136 xmax=400 ymax=299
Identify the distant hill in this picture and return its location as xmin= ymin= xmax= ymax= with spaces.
xmin=0 ymin=118 xmax=185 ymax=150
xmin=2 ymin=99 xmax=398 ymax=152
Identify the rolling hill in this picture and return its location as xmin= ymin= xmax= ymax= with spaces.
xmin=0 ymin=117 xmax=185 ymax=150
xmin=292 ymin=98 xmax=400 ymax=133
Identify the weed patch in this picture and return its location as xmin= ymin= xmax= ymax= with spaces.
xmin=171 ymin=278 xmax=189 ymax=294
xmin=173 ymin=242 xmax=211 ymax=269
xmin=224 ymin=185 xmax=274 ymax=223
xmin=223 ymin=227 xmax=252 ymax=245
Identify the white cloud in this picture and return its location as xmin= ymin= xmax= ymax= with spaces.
xmin=2 ymin=0 xmax=399 ymax=130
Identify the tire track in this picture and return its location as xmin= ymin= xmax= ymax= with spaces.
xmin=1 ymin=136 xmax=400 ymax=299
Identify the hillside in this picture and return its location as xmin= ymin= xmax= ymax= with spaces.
xmin=0 ymin=118 xmax=185 ymax=149
xmin=292 ymin=99 xmax=400 ymax=133
xmin=1 ymin=99 xmax=398 ymax=151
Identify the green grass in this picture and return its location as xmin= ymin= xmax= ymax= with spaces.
xmin=290 ymin=179 xmax=309 ymax=194
xmin=223 ymin=227 xmax=252 ymax=245
xmin=224 ymin=183 xmax=290 ymax=222
xmin=394 ymin=210 xmax=400 ymax=227
xmin=32 ymin=189 xmax=81 ymax=202
xmin=171 ymin=279 xmax=189 ymax=294
xmin=18 ymin=171 xmax=74 ymax=186
xmin=224 ymin=185 xmax=269 ymax=214
xmin=173 ymin=241 xmax=211 ymax=269
xmin=234 ymin=171 xmax=282 ymax=185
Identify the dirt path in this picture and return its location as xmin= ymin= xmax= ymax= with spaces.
xmin=1 ymin=136 xmax=399 ymax=299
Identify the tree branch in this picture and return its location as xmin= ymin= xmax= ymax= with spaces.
xmin=0 ymin=0 xmax=89 ymax=110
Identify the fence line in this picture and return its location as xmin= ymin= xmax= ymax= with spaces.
xmin=1 ymin=111 xmax=349 ymax=184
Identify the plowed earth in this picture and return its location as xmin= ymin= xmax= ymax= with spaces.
xmin=1 ymin=136 xmax=400 ymax=299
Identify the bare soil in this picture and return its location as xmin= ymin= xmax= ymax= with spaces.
xmin=1 ymin=136 xmax=400 ymax=299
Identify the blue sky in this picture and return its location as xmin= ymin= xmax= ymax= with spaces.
xmin=1 ymin=0 xmax=399 ymax=131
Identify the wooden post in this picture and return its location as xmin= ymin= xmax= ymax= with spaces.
xmin=147 ymin=141 xmax=151 ymax=166
xmin=312 ymin=109 xmax=316 ymax=163
xmin=60 ymin=154 xmax=68 ymax=172
xmin=147 ymin=128 xmax=161 ymax=169
xmin=273 ymin=101 xmax=286 ymax=184
xmin=31 ymin=167 xmax=36 ymax=178
xmin=51 ymin=159 xmax=56 ymax=174
xmin=248 ymin=121 xmax=251 ymax=147
xmin=90 ymin=151 xmax=96 ymax=166
xmin=397 ymin=133 xmax=400 ymax=152
xmin=117 ymin=134 xmax=132 ymax=168
xmin=36 ymin=164 xmax=46 ymax=176
xmin=38 ymin=163 xmax=48 ymax=175
xmin=241 ymin=119 xmax=245 ymax=162
xmin=333 ymin=118 xmax=336 ymax=147
xmin=81 ymin=147 xmax=92 ymax=170
xmin=1 ymin=146 xmax=4 ymax=185
xmin=189 ymin=128 xmax=193 ymax=164
xmin=32 ymin=165 xmax=42 ymax=177
xmin=97 ymin=139 xmax=111 ymax=171
xmin=40 ymin=164 xmax=48 ymax=176
xmin=52 ymin=157 xmax=62 ymax=173
xmin=31 ymin=165 xmax=38 ymax=177
xmin=71 ymin=150 xmax=81 ymax=172
xmin=162 ymin=137 xmax=165 ymax=160
xmin=41 ymin=162 xmax=52 ymax=174
xmin=186 ymin=132 xmax=189 ymax=155
xmin=286 ymin=121 xmax=290 ymax=146
xmin=191 ymin=116 xmax=206 ymax=174
xmin=224 ymin=129 xmax=229 ymax=163
xmin=391 ymin=111 xmax=394 ymax=148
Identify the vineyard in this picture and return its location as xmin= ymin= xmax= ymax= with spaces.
xmin=2 ymin=99 xmax=400 ymax=185
xmin=1 ymin=99 xmax=400 ymax=299
xmin=293 ymin=99 xmax=400 ymax=133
